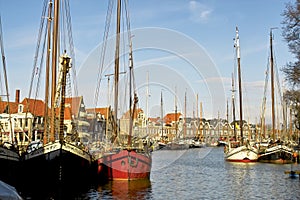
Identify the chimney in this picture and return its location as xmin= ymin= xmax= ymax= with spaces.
xmin=15 ymin=89 xmax=20 ymax=103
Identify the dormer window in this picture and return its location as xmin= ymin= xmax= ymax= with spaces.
xmin=18 ymin=104 xmax=24 ymax=113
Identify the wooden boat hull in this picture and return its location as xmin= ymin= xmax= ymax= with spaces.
xmin=0 ymin=146 xmax=20 ymax=186
xmin=164 ymin=143 xmax=190 ymax=150
xmin=189 ymin=141 xmax=206 ymax=148
xmin=98 ymin=149 xmax=151 ymax=181
xmin=22 ymin=141 xmax=92 ymax=194
xmin=225 ymin=145 xmax=258 ymax=162
xmin=258 ymin=144 xmax=294 ymax=164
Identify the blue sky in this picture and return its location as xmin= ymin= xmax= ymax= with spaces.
xmin=0 ymin=0 xmax=294 ymax=124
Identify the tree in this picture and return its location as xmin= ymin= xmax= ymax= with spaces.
xmin=281 ymin=0 xmax=300 ymax=129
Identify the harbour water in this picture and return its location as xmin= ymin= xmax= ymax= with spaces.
xmin=20 ymin=147 xmax=300 ymax=199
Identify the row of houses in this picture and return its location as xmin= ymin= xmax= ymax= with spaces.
xmin=0 ymin=90 xmax=90 ymax=149
xmin=1 ymin=90 xmax=295 ymax=149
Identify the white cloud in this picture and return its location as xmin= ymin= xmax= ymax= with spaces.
xmin=197 ymin=76 xmax=228 ymax=84
xmin=189 ymin=1 xmax=213 ymax=23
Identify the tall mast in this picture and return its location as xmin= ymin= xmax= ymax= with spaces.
xmin=59 ymin=53 xmax=71 ymax=143
xmin=0 ymin=16 xmax=13 ymax=144
xmin=184 ymin=90 xmax=187 ymax=139
xmin=113 ymin=0 xmax=121 ymax=140
xmin=235 ymin=27 xmax=243 ymax=144
xmin=270 ymin=29 xmax=275 ymax=141
xmin=175 ymin=86 xmax=178 ymax=137
xmin=231 ymin=73 xmax=236 ymax=139
xmin=43 ymin=0 xmax=53 ymax=144
xmin=196 ymin=93 xmax=199 ymax=120
xmin=226 ymin=99 xmax=229 ymax=137
xmin=50 ymin=0 xmax=60 ymax=142
xmin=128 ymin=40 xmax=134 ymax=146
xmin=200 ymin=101 xmax=203 ymax=138
xmin=160 ymin=91 xmax=163 ymax=138
xmin=146 ymin=71 xmax=149 ymax=135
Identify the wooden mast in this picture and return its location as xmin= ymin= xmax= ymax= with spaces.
xmin=200 ymin=101 xmax=203 ymax=138
xmin=231 ymin=72 xmax=237 ymax=140
xmin=59 ymin=54 xmax=71 ymax=143
xmin=184 ymin=90 xmax=187 ymax=139
xmin=43 ymin=0 xmax=53 ymax=144
xmin=146 ymin=71 xmax=149 ymax=135
xmin=113 ymin=0 xmax=121 ymax=142
xmin=160 ymin=91 xmax=164 ymax=139
xmin=270 ymin=29 xmax=275 ymax=141
xmin=175 ymin=87 xmax=178 ymax=137
xmin=50 ymin=0 xmax=60 ymax=142
xmin=128 ymin=40 xmax=134 ymax=146
xmin=235 ymin=27 xmax=243 ymax=144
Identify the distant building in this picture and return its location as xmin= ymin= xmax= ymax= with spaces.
xmin=86 ymin=107 xmax=110 ymax=142
xmin=64 ymin=96 xmax=90 ymax=140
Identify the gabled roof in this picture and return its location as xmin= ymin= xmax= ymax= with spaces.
xmin=121 ymin=108 xmax=143 ymax=120
xmin=0 ymin=101 xmax=18 ymax=114
xmin=65 ymin=96 xmax=83 ymax=117
xmin=86 ymin=107 xmax=110 ymax=120
xmin=64 ymin=107 xmax=72 ymax=120
xmin=148 ymin=117 xmax=161 ymax=125
xmin=54 ymin=106 xmax=73 ymax=121
xmin=164 ymin=112 xmax=182 ymax=125
xmin=21 ymin=98 xmax=46 ymax=116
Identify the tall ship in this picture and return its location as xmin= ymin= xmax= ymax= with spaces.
xmin=224 ymin=27 xmax=258 ymax=162
xmin=96 ymin=0 xmax=152 ymax=180
xmin=257 ymin=29 xmax=294 ymax=164
xmin=0 ymin=16 xmax=20 ymax=186
xmin=21 ymin=0 xmax=93 ymax=195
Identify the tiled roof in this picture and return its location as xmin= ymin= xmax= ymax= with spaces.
xmin=64 ymin=107 xmax=72 ymax=120
xmin=164 ymin=112 xmax=182 ymax=125
xmin=65 ymin=96 xmax=83 ymax=117
xmin=21 ymin=98 xmax=46 ymax=116
xmin=86 ymin=107 xmax=110 ymax=120
xmin=54 ymin=106 xmax=73 ymax=120
xmin=0 ymin=101 xmax=18 ymax=114
xmin=148 ymin=117 xmax=160 ymax=123
xmin=121 ymin=108 xmax=143 ymax=120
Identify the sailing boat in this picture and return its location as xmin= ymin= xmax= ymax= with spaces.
xmin=224 ymin=27 xmax=258 ymax=162
xmin=96 ymin=0 xmax=151 ymax=180
xmin=157 ymin=91 xmax=167 ymax=150
xmin=165 ymin=91 xmax=190 ymax=150
xmin=22 ymin=0 xmax=92 ymax=192
xmin=257 ymin=29 xmax=294 ymax=164
xmin=0 ymin=15 xmax=20 ymax=186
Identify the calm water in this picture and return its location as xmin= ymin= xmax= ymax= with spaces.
xmin=20 ymin=147 xmax=300 ymax=199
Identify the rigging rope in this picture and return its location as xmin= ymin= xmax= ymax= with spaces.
xmin=260 ymin=55 xmax=270 ymax=137
xmin=0 ymin=15 xmax=5 ymax=97
xmin=0 ymin=15 xmax=14 ymax=142
xmin=24 ymin=0 xmax=48 ymax=133
xmin=33 ymin=21 xmax=48 ymax=112
xmin=94 ymin=0 xmax=114 ymax=108
xmin=124 ymin=0 xmax=138 ymax=111
xmin=27 ymin=0 xmax=48 ymax=104
xmin=63 ymin=0 xmax=78 ymax=98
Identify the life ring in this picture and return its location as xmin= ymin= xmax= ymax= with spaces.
xmin=128 ymin=156 xmax=138 ymax=167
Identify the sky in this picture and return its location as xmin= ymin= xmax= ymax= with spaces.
xmin=0 ymin=0 xmax=295 ymax=124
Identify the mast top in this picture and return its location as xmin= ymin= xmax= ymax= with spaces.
xmin=234 ymin=26 xmax=240 ymax=59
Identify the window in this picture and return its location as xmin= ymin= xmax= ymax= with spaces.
xmin=18 ymin=104 xmax=24 ymax=113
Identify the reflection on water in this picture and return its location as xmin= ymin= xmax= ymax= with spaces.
xmin=18 ymin=148 xmax=300 ymax=199
xmin=95 ymin=179 xmax=152 ymax=199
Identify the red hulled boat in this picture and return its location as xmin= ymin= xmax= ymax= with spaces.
xmin=95 ymin=0 xmax=152 ymax=181
xmin=98 ymin=149 xmax=151 ymax=180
